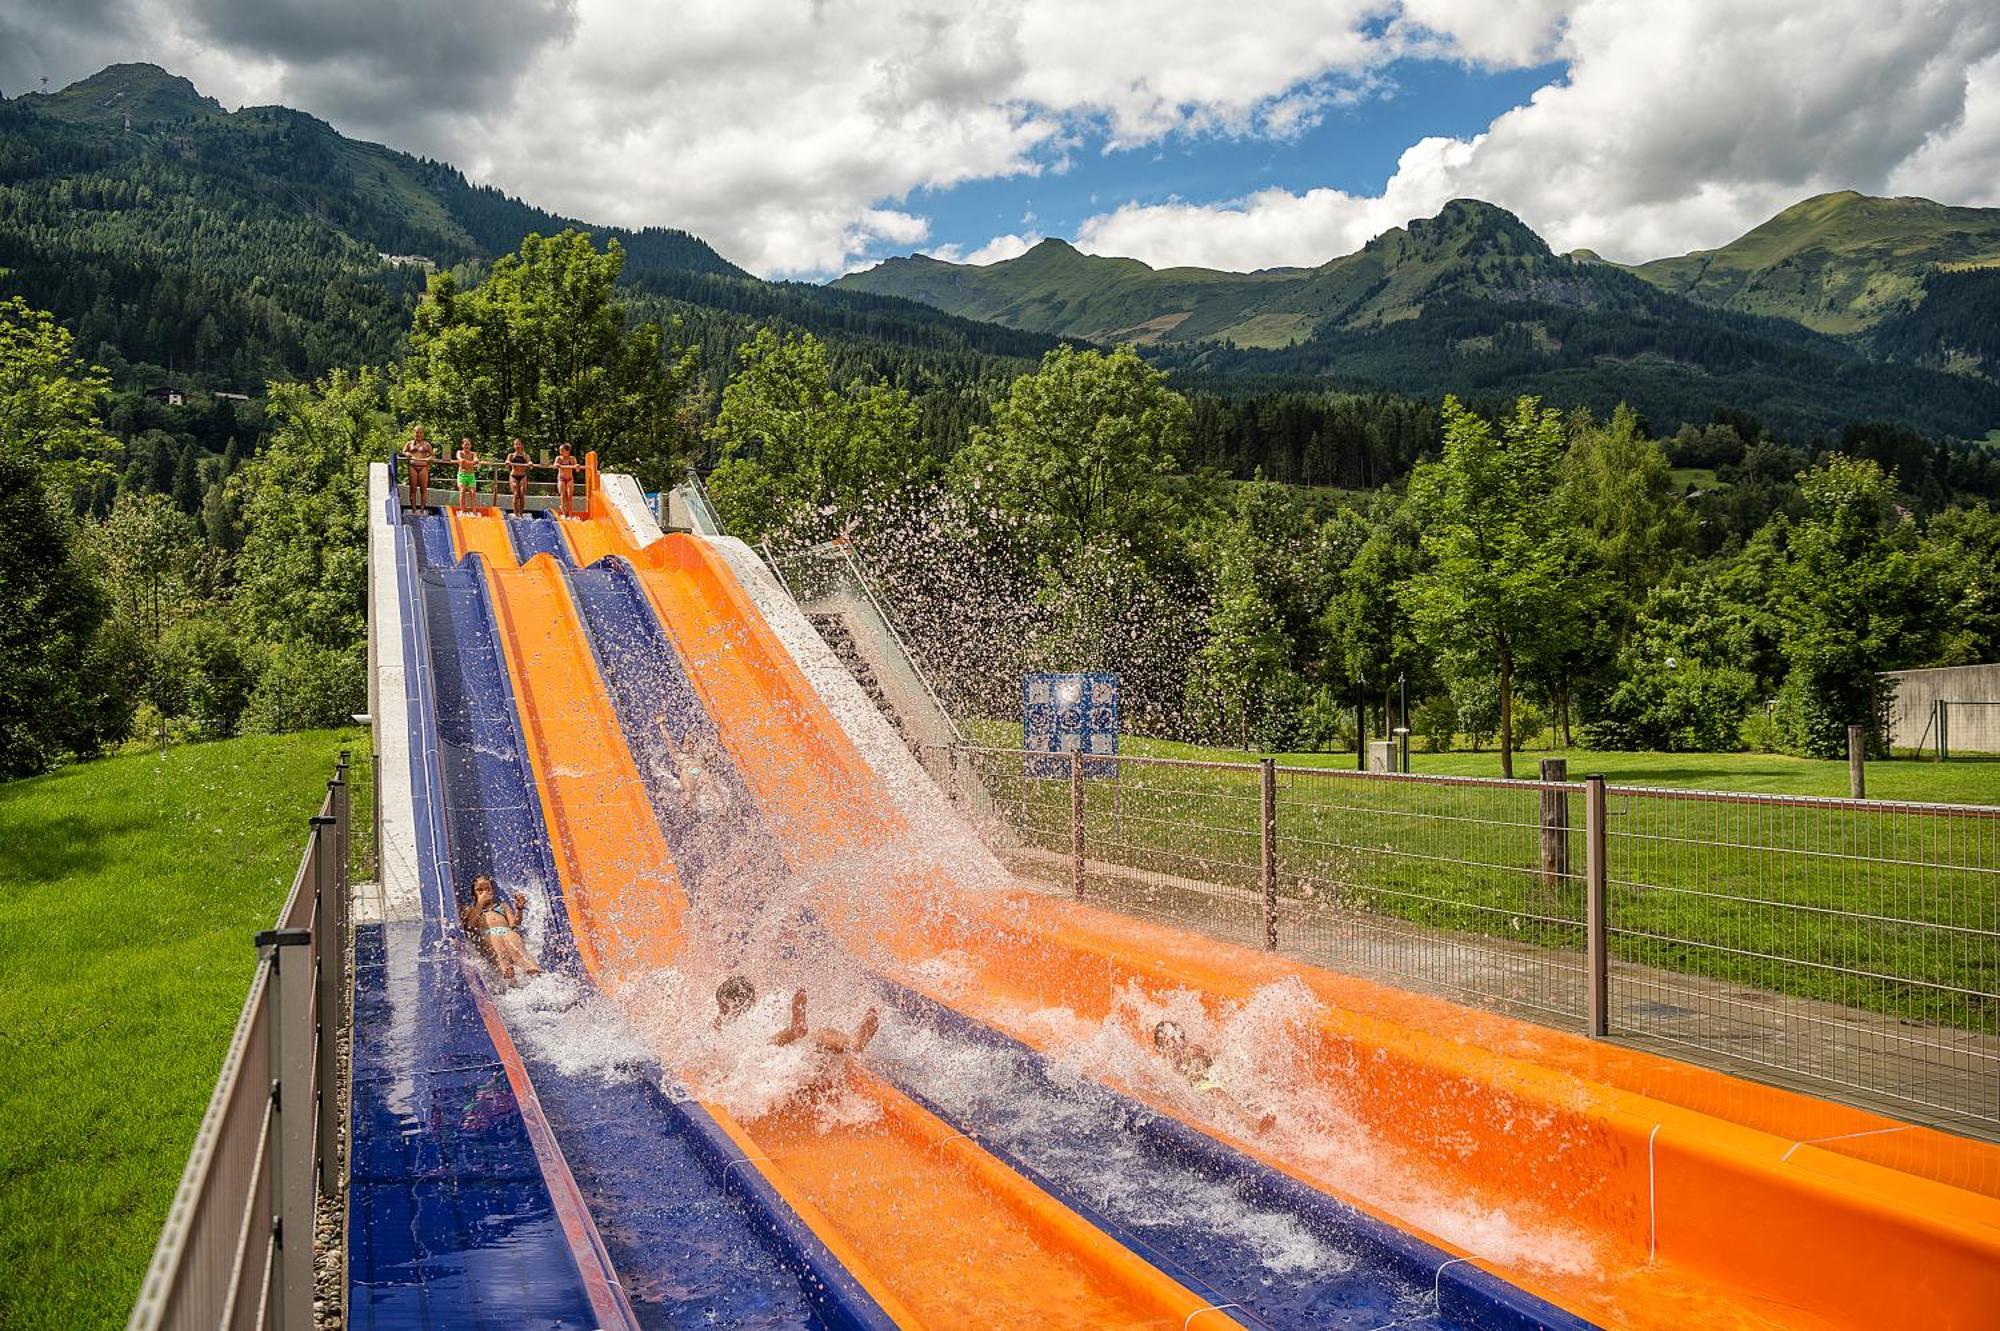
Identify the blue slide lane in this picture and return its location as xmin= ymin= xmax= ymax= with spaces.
xmin=568 ymin=543 xmax=1597 ymax=1331
xmin=346 ymin=500 xmax=606 ymax=1330
xmin=403 ymin=515 xmax=866 ymax=1329
xmin=507 ymin=512 xmax=576 ymax=568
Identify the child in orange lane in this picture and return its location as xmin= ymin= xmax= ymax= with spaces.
xmin=555 ymin=442 xmax=581 ymax=518
xmin=401 ymin=425 xmax=434 ymax=512
xmin=454 ymin=438 xmax=480 ymax=511
xmin=714 ymin=977 xmax=879 ymax=1097
xmin=505 ymin=439 xmax=531 ymax=517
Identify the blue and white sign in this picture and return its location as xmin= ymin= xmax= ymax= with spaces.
xmin=1023 ymin=672 xmax=1118 ymax=777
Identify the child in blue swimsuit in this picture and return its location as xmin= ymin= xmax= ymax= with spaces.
xmin=462 ymin=874 xmax=541 ymax=982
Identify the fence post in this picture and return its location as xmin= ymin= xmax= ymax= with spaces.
xmin=1938 ymin=698 xmax=1949 ymax=762
xmin=371 ymin=750 xmax=383 ymax=879
xmin=1847 ymin=724 xmax=1867 ymax=798
xmin=257 ymin=921 xmax=315 ymax=1331
xmin=1538 ymin=759 xmax=1569 ymax=918
xmin=1260 ymin=758 xmax=1277 ymax=951
xmin=1069 ymin=750 xmax=1085 ymax=900
xmin=313 ymin=809 xmax=343 ymax=1202
xmin=1584 ymin=775 xmax=1608 ymax=1037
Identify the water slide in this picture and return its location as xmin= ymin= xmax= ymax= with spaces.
xmin=360 ymin=473 xmax=2000 ymax=1330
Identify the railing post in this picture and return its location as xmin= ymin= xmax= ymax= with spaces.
xmin=1069 ymin=750 xmax=1085 ymax=899
xmin=1260 ymin=758 xmax=1277 ymax=950
xmin=313 ymin=809 xmax=342 ymax=1202
xmin=257 ymin=922 xmax=314 ymax=1331
xmin=1584 ymin=775 xmax=1609 ymax=1037
xmin=1538 ymin=757 xmax=1569 ymax=921
xmin=371 ymin=750 xmax=384 ymax=879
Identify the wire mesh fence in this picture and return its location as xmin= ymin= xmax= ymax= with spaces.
xmin=943 ymin=745 xmax=2000 ymax=1133
xmin=1940 ymin=700 xmax=2000 ymax=758
xmin=1601 ymin=785 xmax=1998 ymax=1125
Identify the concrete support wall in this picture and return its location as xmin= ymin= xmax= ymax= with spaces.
xmin=1886 ymin=663 xmax=2000 ymax=753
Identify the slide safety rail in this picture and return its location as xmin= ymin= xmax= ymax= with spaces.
xmin=127 ymin=755 xmax=353 ymax=1331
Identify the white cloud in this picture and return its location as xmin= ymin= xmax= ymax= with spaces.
xmin=0 ymin=0 xmax=1543 ymax=275
xmin=5 ymin=1 xmax=1998 ymax=277
xmin=925 ymin=232 xmax=1042 ymax=266
xmin=1889 ymin=50 xmax=2000 ymax=206
xmin=1078 ymin=0 xmax=2000 ymax=270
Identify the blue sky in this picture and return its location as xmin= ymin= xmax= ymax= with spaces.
xmin=896 ymin=57 xmax=1565 ymax=271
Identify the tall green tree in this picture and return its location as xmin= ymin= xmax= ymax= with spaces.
xmin=233 ymin=369 xmax=383 ymax=654
xmin=704 ymin=329 xmax=927 ymax=542
xmin=398 ymin=230 xmax=699 ymax=485
xmin=0 ymin=453 xmax=126 ymax=776
xmin=0 ymin=296 xmax=116 ymax=498
xmin=1768 ymin=455 xmax=1925 ymax=757
xmin=954 ymin=345 xmax=1193 ymax=554
xmin=1403 ymin=396 xmax=1582 ymax=777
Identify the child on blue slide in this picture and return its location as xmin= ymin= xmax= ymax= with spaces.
xmin=462 ymin=875 xmax=542 ymax=982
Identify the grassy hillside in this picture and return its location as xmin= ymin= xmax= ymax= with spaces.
xmin=1627 ymin=191 xmax=2000 ymax=335
xmin=0 ymin=730 xmax=367 ymax=1330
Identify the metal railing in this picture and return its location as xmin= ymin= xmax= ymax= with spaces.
xmin=390 ymin=451 xmax=589 ymax=514
xmin=128 ymin=755 xmax=353 ymax=1331
xmin=941 ymin=745 xmax=2000 ymax=1134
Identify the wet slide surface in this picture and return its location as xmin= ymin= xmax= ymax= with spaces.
xmin=372 ymin=495 xmax=2000 ymax=1331
xmin=404 ymin=509 xmax=831 ymax=1329
xmin=555 ymin=510 xmax=2000 ymax=1331
xmin=556 ymin=513 xmax=1592 ymax=1331
xmin=462 ymin=511 xmax=1246 ymax=1331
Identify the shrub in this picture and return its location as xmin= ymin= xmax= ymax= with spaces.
xmin=244 ymin=642 xmax=365 ymax=735
xmin=158 ymin=616 xmax=258 ymax=740
xmin=1587 ymin=660 xmax=1757 ymax=752
xmin=1413 ymin=694 xmax=1457 ymax=752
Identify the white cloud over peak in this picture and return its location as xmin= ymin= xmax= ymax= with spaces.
xmin=925 ymin=232 xmax=1043 ymax=266
xmin=1078 ymin=0 xmax=2000 ymax=270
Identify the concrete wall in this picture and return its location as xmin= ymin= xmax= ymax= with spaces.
xmin=1886 ymin=663 xmax=2000 ymax=753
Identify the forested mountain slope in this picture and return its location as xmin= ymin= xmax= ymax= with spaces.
xmin=0 ymin=63 xmax=1063 ymax=398
xmin=842 ymin=200 xmax=2000 ymax=439
xmin=1626 ymin=191 xmax=2000 ymax=335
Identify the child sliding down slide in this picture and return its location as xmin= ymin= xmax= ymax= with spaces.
xmin=461 ymin=875 xmax=543 ymax=982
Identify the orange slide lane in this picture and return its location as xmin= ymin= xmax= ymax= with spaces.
xmin=446 ymin=505 xmax=518 ymax=567
xmin=560 ymin=510 xmax=2000 ymax=1331
xmin=480 ymin=519 xmax=1240 ymax=1331
xmin=474 ymin=546 xmax=688 ymax=980
xmin=563 ymin=520 xmax=901 ymax=866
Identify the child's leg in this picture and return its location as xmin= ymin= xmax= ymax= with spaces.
xmin=506 ymin=936 xmax=542 ymax=975
xmin=852 ymin=1008 xmax=880 ymax=1053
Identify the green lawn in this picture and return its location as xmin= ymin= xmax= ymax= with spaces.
xmin=963 ymin=723 xmax=1999 ymax=1031
xmin=0 ymin=729 xmax=368 ymax=1331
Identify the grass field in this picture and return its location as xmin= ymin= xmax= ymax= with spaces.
xmin=970 ymin=722 xmax=2000 ymax=805
xmin=0 ymin=729 xmax=368 ymax=1331
xmin=961 ymin=723 xmax=1999 ymax=1032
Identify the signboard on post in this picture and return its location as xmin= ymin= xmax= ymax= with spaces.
xmin=1023 ymin=672 xmax=1118 ymax=777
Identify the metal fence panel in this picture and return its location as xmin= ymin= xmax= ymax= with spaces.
xmin=955 ymin=744 xmax=1999 ymax=1135
xmin=1600 ymin=785 xmax=1999 ymax=1126
xmin=130 ymin=758 xmax=350 ymax=1331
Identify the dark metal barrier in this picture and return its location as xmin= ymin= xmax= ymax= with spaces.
xmin=128 ymin=754 xmax=352 ymax=1331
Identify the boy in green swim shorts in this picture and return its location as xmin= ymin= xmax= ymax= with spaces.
xmin=454 ymin=438 xmax=480 ymax=511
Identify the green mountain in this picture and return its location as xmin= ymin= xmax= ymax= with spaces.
xmin=840 ymin=199 xmax=2000 ymax=440
xmin=839 ymin=201 xmax=1665 ymax=348
xmin=0 ymin=63 xmax=1060 ymax=395
xmin=1626 ymin=191 xmax=2000 ymax=334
